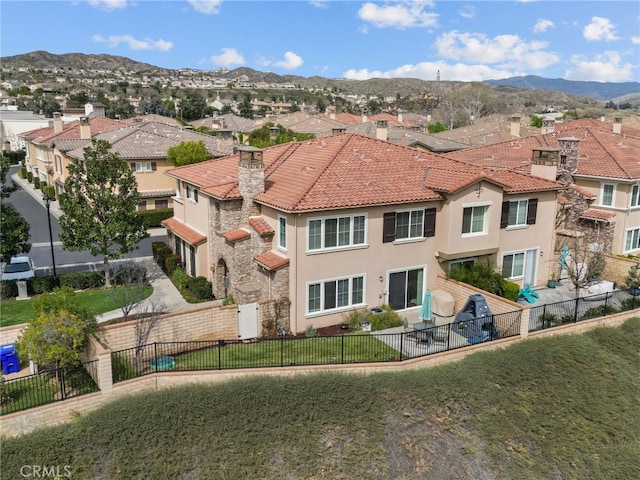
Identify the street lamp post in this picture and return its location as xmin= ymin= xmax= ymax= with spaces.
xmin=43 ymin=193 xmax=58 ymax=285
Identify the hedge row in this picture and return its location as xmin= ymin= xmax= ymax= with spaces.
xmin=137 ymin=208 xmax=173 ymax=228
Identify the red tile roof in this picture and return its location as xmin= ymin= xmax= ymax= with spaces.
xmin=161 ymin=217 xmax=207 ymax=245
xmin=446 ymin=122 xmax=640 ymax=181
xmin=580 ymin=208 xmax=616 ymax=222
xmin=222 ymin=228 xmax=251 ymax=242
xmin=249 ymin=216 xmax=275 ymax=236
xmin=167 ymin=133 xmax=563 ymax=213
xmin=254 ymin=251 xmax=290 ymax=271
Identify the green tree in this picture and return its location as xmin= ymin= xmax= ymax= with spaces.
xmin=179 ymin=90 xmax=207 ymax=121
xmin=59 ymin=140 xmax=148 ymax=287
xmin=17 ymin=287 xmax=97 ymax=369
xmin=246 ymin=123 xmax=315 ymax=148
xmin=530 ymin=116 xmax=543 ymax=128
xmin=167 ymin=140 xmax=211 ymax=167
xmin=67 ymin=91 xmax=89 ymax=108
xmin=139 ymin=94 xmax=170 ymax=116
xmin=239 ymin=93 xmax=254 ymax=119
xmin=427 ymin=122 xmax=446 ymax=134
xmin=106 ymin=96 xmax=135 ymax=119
xmin=16 ymin=92 xmax=61 ymax=117
xmin=0 ymin=155 xmax=31 ymax=262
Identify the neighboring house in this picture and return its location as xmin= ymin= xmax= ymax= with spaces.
xmin=63 ymin=121 xmax=235 ymax=211
xmin=433 ymin=114 xmax=541 ymax=146
xmin=446 ymin=118 xmax=640 ymax=256
xmin=20 ymin=114 xmax=123 ymax=188
xmin=164 ymin=133 xmax=563 ymax=333
xmin=0 ymin=109 xmax=50 ymax=151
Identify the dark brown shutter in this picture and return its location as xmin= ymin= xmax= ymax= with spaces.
xmin=526 ymin=198 xmax=538 ymax=225
xmin=424 ymin=208 xmax=436 ymax=237
xmin=383 ymin=212 xmax=396 ymax=243
xmin=151 ymin=162 xmax=157 ymax=171
xmin=130 ymin=162 xmax=136 ymax=172
xmin=500 ymin=201 xmax=509 ymax=228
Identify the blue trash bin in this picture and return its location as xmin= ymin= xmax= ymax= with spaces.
xmin=1 ymin=343 xmax=20 ymax=375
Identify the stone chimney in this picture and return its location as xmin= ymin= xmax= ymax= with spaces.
xmin=79 ymin=116 xmax=91 ymax=139
xmin=215 ymin=129 xmax=234 ymax=155
xmin=53 ymin=112 xmax=63 ymax=133
xmin=237 ymin=146 xmax=265 ymax=223
xmin=376 ymin=120 xmax=388 ymax=141
xmin=530 ymin=148 xmax=559 ymax=180
xmin=557 ymin=137 xmax=581 ymax=183
xmin=509 ymin=115 xmax=521 ymax=138
xmin=541 ymin=117 xmax=556 ymax=134
xmin=613 ymin=117 xmax=622 ymax=134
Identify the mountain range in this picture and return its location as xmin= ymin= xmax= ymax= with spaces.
xmin=2 ymin=51 xmax=639 ymax=102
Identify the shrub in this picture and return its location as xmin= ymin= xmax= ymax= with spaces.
xmin=26 ymin=172 xmax=33 ymax=183
xmin=171 ymin=268 xmax=190 ymax=290
xmin=368 ymin=304 xmax=403 ymax=331
xmin=580 ymin=304 xmax=618 ymax=320
xmin=222 ymin=295 xmax=235 ymax=306
xmin=43 ymin=185 xmax=55 ymax=200
xmin=305 ymin=324 xmax=318 ymax=337
xmin=33 ymin=177 xmax=40 ymax=189
xmin=111 ymin=262 xmax=147 ymax=286
xmin=152 ymin=241 xmax=173 ymax=269
xmin=59 ymin=271 xmax=105 ymax=290
xmin=19 ymin=167 xmax=27 ymax=179
xmin=137 ymin=208 xmax=173 ymax=228
xmin=448 ymin=261 xmax=506 ymax=297
xmin=187 ymin=276 xmax=213 ymax=300
xmin=0 ymin=280 xmax=18 ymax=300
xmin=539 ymin=312 xmax=558 ymax=328
xmin=30 ymin=276 xmax=56 ymax=295
xmin=165 ymin=254 xmax=181 ymax=276
xmin=503 ymin=281 xmax=520 ymax=302
xmin=343 ymin=308 xmax=369 ymax=330
xmin=57 ymin=192 xmax=66 ymax=206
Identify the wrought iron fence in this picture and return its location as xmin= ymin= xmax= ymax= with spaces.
xmin=1 ymin=360 xmax=99 ymax=415
xmin=110 ymin=310 xmax=525 ymax=383
xmin=529 ymin=288 xmax=638 ymax=332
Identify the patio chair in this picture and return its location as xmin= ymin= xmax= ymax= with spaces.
xmin=403 ymin=317 xmax=417 ymax=339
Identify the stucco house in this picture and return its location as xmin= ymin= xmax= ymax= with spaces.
xmin=163 ymin=132 xmax=563 ymax=333
xmin=446 ymin=117 xmax=640 ymax=257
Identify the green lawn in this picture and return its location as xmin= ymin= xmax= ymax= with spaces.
xmin=1 ymin=318 xmax=638 ymax=479
xmin=0 ymin=286 xmax=153 ymax=327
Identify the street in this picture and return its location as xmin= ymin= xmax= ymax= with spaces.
xmin=4 ymin=165 xmax=167 ymax=276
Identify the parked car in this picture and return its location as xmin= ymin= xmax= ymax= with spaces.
xmin=0 ymin=256 xmax=36 ymax=281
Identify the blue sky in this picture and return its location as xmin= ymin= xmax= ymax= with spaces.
xmin=2 ymin=1 xmax=639 ymax=82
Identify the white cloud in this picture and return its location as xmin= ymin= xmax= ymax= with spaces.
xmin=358 ymin=1 xmax=438 ymax=29
xmin=188 ymin=0 xmax=222 ymax=15
xmin=583 ymin=16 xmax=620 ymax=42
xmin=309 ymin=0 xmax=329 ymax=9
xmin=533 ymin=19 xmax=554 ymax=33
xmin=435 ymin=31 xmax=560 ymax=71
xmin=343 ymin=61 xmax=515 ymax=82
xmin=92 ymin=34 xmax=173 ymax=52
xmin=87 ymin=0 xmax=127 ymax=11
xmin=565 ymin=51 xmax=636 ymax=81
xmin=458 ymin=5 xmax=475 ymax=20
xmin=210 ymin=48 xmax=245 ymax=67
xmin=631 ymin=36 xmax=640 ymax=45
xmin=274 ymin=51 xmax=304 ymax=70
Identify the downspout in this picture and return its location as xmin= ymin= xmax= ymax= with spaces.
xmin=294 ymin=213 xmax=299 ymax=334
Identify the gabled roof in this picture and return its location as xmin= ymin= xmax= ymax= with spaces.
xmin=21 ymin=117 xmax=122 ymax=145
xmin=167 ymin=133 xmax=563 ymax=213
xmin=249 ymin=216 xmax=275 ymax=236
xmin=433 ymin=113 xmax=540 ymax=146
xmin=66 ymin=121 xmax=233 ymax=160
xmin=446 ymin=122 xmax=640 ymax=180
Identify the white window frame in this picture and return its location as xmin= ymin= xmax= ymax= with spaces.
xmin=134 ymin=162 xmax=143 ymax=173
xmin=175 ymin=180 xmax=182 ymax=198
xmin=600 ymin=183 xmax=615 ymax=207
xmin=186 ymin=184 xmax=198 ymax=203
xmin=449 ymin=258 xmax=476 ymax=272
xmin=624 ymin=227 xmax=640 ymax=253
xmin=462 ymin=203 xmax=489 ymax=236
xmin=145 ymin=161 xmax=153 ymax=172
xmin=630 ymin=184 xmax=640 ymax=208
xmin=306 ymin=274 xmax=366 ymax=315
xmin=507 ymin=199 xmax=529 ymax=227
xmin=501 ymin=251 xmax=526 ymax=279
xmin=278 ymin=215 xmax=287 ymax=251
xmin=395 ymin=209 xmax=425 ymax=241
xmin=306 ymin=213 xmax=367 ymax=252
